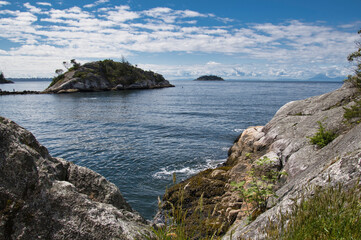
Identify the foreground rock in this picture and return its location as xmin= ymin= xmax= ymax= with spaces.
xmin=161 ymin=81 xmax=361 ymax=239
xmin=223 ymin=81 xmax=361 ymax=239
xmin=45 ymin=59 xmax=174 ymax=93
xmin=0 ymin=116 xmax=152 ymax=239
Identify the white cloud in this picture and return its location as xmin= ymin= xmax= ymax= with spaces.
xmin=143 ymin=7 xmax=207 ymax=24
xmin=0 ymin=1 xmax=9 ymax=6
xmin=207 ymin=61 xmax=220 ymax=65
xmin=105 ymin=5 xmax=140 ymax=22
xmin=24 ymin=2 xmax=42 ymax=14
xmin=36 ymin=2 xmax=52 ymax=7
xmin=84 ymin=0 xmax=109 ymax=8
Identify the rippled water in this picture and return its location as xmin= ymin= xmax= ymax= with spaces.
xmin=0 ymin=79 xmax=342 ymax=219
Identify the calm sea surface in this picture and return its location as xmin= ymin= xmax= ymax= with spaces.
xmin=0 ymin=80 xmax=342 ymax=219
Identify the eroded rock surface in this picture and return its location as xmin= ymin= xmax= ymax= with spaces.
xmin=223 ymin=82 xmax=361 ymax=239
xmin=0 ymin=116 xmax=152 ymax=239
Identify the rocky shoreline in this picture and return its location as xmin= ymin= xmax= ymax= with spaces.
xmin=159 ymin=80 xmax=361 ymax=239
xmin=1 ymin=80 xmax=360 ymax=239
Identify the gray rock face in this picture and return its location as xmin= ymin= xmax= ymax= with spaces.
xmin=222 ymin=82 xmax=361 ymax=239
xmin=0 ymin=117 xmax=152 ymax=239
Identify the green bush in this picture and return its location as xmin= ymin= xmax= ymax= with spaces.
xmin=344 ymin=98 xmax=361 ymax=123
xmin=231 ymin=157 xmax=286 ymax=221
xmin=308 ymin=121 xmax=337 ymax=148
xmin=265 ymin=182 xmax=361 ymax=240
xmin=49 ymin=73 xmax=65 ymax=87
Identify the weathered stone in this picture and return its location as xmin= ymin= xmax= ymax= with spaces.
xmin=222 ymin=82 xmax=361 ymax=239
xmin=0 ymin=116 xmax=152 ymax=240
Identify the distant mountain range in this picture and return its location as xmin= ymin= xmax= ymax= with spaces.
xmin=268 ymin=74 xmax=345 ymax=82
xmin=304 ymin=74 xmax=345 ymax=82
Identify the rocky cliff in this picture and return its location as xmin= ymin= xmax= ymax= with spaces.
xmin=161 ymin=81 xmax=361 ymax=239
xmin=0 ymin=116 xmax=152 ymax=239
xmin=223 ymin=80 xmax=361 ymax=239
xmin=45 ymin=59 xmax=174 ymax=93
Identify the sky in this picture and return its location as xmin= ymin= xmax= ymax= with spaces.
xmin=0 ymin=0 xmax=360 ymax=79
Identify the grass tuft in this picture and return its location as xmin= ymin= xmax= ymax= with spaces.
xmin=265 ymin=181 xmax=361 ymax=240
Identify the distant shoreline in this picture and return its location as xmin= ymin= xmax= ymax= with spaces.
xmin=0 ymin=90 xmax=43 ymax=96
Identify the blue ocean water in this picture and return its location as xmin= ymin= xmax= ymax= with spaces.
xmin=0 ymin=80 xmax=342 ymax=219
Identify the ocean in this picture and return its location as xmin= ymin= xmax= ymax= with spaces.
xmin=0 ymin=79 xmax=342 ymax=219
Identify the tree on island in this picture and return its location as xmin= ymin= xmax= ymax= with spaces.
xmin=0 ymin=71 xmax=13 ymax=84
xmin=195 ymin=75 xmax=224 ymax=81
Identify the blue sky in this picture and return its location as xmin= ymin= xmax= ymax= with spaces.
xmin=0 ymin=0 xmax=360 ymax=79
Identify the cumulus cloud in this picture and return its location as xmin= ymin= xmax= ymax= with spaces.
xmin=0 ymin=3 xmax=358 ymax=78
xmin=0 ymin=1 xmax=9 ymax=6
xmin=84 ymin=0 xmax=109 ymax=9
xmin=24 ymin=2 xmax=42 ymax=14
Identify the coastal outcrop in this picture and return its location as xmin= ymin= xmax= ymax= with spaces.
xmin=44 ymin=59 xmax=174 ymax=93
xmin=0 ymin=116 xmax=152 ymax=239
xmin=160 ymin=80 xmax=361 ymax=239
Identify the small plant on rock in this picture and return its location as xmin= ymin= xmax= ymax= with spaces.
xmin=231 ymin=156 xmax=286 ymax=222
xmin=308 ymin=121 xmax=337 ymax=148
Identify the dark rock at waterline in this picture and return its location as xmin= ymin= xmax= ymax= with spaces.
xmin=0 ymin=90 xmax=42 ymax=95
xmin=45 ymin=59 xmax=174 ymax=93
xmin=0 ymin=116 xmax=152 ymax=239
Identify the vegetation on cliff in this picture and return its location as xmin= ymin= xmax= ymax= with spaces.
xmin=343 ymin=29 xmax=361 ymax=123
xmin=195 ymin=75 xmax=224 ymax=81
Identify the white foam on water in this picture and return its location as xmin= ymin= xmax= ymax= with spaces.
xmin=152 ymin=158 xmax=226 ymax=180
xmin=233 ymin=128 xmax=245 ymax=133
xmin=221 ymin=147 xmax=229 ymax=151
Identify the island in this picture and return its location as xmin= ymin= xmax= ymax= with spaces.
xmin=44 ymin=59 xmax=174 ymax=93
xmin=0 ymin=72 xmax=13 ymax=84
xmin=195 ymin=75 xmax=224 ymax=81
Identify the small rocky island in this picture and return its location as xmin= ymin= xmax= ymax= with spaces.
xmin=44 ymin=59 xmax=174 ymax=93
xmin=195 ymin=75 xmax=224 ymax=81
xmin=0 ymin=72 xmax=13 ymax=84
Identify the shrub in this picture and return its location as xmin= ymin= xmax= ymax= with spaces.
xmin=265 ymin=182 xmax=361 ymax=240
xmin=144 ymin=184 xmax=223 ymax=240
xmin=308 ymin=121 xmax=337 ymax=148
xmin=343 ymin=98 xmax=361 ymax=123
xmin=231 ymin=156 xmax=286 ymax=221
